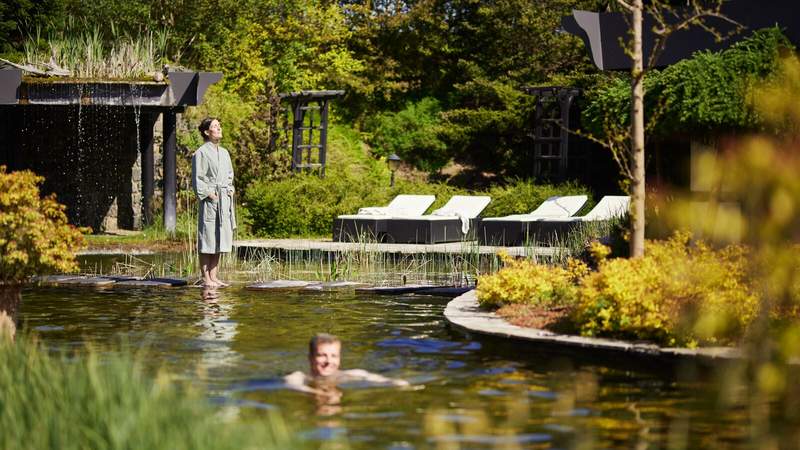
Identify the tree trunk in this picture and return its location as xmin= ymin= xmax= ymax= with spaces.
xmin=630 ymin=0 xmax=646 ymax=258
xmin=0 ymin=283 xmax=22 ymax=340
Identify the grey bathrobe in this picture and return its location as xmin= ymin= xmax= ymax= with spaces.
xmin=192 ymin=142 xmax=236 ymax=254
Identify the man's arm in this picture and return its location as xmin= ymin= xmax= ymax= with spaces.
xmin=284 ymin=371 xmax=323 ymax=394
xmin=342 ymin=369 xmax=410 ymax=387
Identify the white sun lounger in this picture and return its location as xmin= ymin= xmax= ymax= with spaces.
xmin=384 ymin=195 xmax=492 ymax=244
xmin=482 ymin=195 xmax=588 ymax=221
xmin=332 ymin=194 xmax=435 ymax=242
xmin=479 ymin=195 xmax=629 ymax=245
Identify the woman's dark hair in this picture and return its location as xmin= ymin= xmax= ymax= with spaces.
xmin=198 ymin=117 xmax=218 ymax=141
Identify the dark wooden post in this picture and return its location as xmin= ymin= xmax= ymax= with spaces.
xmin=558 ymin=89 xmax=578 ymax=177
xmin=291 ymin=100 xmax=305 ymax=172
xmin=533 ymin=94 xmax=545 ymax=177
xmin=140 ymin=112 xmax=155 ymax=226
xmin=318 ymin=99 xmax=329 ymax=177
xmin=163 ymin=110 xmax=177 ymax=233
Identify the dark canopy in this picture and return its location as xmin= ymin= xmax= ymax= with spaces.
xmin=563 ymin=0 xmax=800 ymax=70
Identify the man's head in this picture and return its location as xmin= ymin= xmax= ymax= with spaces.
xmin=308 ymin=333 xmax=341 ymax=378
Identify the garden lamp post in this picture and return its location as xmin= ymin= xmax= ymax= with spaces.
xmin=388 ymin=153 xmax=401 ymax=187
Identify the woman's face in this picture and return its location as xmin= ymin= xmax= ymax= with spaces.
xmin=206 ymin=120 xmax=222 ymax=143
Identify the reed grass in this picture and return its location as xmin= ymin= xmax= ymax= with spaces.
xmin=0 ymin=336 xmax=299 ymax=450
xmin=234 ymin=247 xmax=492 ymax=286
xmin=85 ymin=206 xmax=620 ymax=284
xmin=22 ymin=17 xmax=168 ymax=80
xmin=521 ymin=215 xmax=628 ymax=265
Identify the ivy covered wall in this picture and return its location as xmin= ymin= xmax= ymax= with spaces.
xmin=582 ymin=27 xmax=794 ymax=140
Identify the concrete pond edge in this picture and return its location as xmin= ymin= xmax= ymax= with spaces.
xmin=444 ymin=290 xmax=745 ymax=364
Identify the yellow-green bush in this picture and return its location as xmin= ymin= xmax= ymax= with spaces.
xmin=574 ymin=233 xmax=758 ymax=346
xmin=478 ymin=233 xmax=761 ymax=347
xmin=0 ymin=167 xmax=85 ymax=284
xmin=477 ymin=252 xmax=587 ymax=309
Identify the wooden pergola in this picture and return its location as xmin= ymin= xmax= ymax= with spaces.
xmin=279 ymin=90 xmax=345 ymax=177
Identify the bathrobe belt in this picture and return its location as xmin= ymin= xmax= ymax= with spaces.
xmin=213 ymin=185 xmax=235 ymax=226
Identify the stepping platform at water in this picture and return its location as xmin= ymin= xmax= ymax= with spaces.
xmin=247 ymin=280 xmax=315 ymax=290
xmin=415 ymin=286 xmax=473 ymax=297
xmin=48 ymin=277 xmax=116 ymax=287
xmin=304 ymin=281 xmax=365 ymax=291
xmin=114 ymin=278 xmax=188 ymax=288
xmin=32 ymin=275 xmax=84 ymax=285
xmin=31 ymin=275 xmax=187 ymax=288
xmin=235 ymin=239 xmax=562 ymax=258
xmin=246 ymin=280 xmax=365 ymax=291
xmin=355 ymin=285 xmax=440 ymax=295
xmin=354 ymin=285 xmax=472 ymax=297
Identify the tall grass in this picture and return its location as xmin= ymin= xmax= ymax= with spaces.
xmin=234 ymin=243 xmax=501 ymax=286
xmin=0 ymin=337 xmax=298 ymax=450
xmin=22 ymin=17 xmax=168 ymax=80
xmin=540 ymin=215 xmax=629 ymax=264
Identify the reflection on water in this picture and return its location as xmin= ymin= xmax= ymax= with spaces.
xmin=196 ymin=287 xmax=240 ymax=375
xmin=19 ymin=284 xmax=767 ymax=449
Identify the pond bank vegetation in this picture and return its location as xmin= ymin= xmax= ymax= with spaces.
xmin=478 ymin=233 xmax=764 ymax=347
xmin=0 ymin=336 xmax=297 ymax=450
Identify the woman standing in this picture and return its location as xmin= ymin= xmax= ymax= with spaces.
xmin=192 ymin=117 xmax=236 ymax=287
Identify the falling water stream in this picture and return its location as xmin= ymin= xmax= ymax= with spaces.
xmin=74 ymin=83 xmax=85 ymax=222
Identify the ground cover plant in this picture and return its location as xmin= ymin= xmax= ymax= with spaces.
xmin=477 ymin=233 xmax=762 ymax=347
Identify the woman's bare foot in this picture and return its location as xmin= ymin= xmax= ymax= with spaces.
xmin=212 ymin=279 xmax=230 ymax=287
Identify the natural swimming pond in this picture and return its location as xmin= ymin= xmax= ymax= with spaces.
xmin=20 ymin=279 xmax=770 ymax=449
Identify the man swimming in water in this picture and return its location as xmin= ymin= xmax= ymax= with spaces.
xmin=284 ymin=333 xmax=409 ymax=395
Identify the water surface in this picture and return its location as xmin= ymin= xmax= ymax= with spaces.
xmin=20 ymin=284 xmax=755 ymax=449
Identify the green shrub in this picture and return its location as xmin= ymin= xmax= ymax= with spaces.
xmin=477 ymin=253 xmax=587 ymax=309
xmin=244 ymin=173 xmax=589 ymax=238
xmin=478 ymin=233 xmax=761 ymax=347
xmin=482 ymin=180 xmax=590 ymax=218
xmin=0 ymin=166 xmax=84 ymax=284
xmin=366 ymin=97 xmax=449 ymax=173
xmin=438 ymin=66 xmax=537 ymax=178
xmin=0 ymin=337 xmax=296 ymax=450
xmin=245 ymin=172 xmax=386 ymax=237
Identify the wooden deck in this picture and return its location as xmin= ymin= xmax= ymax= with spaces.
xmin=234 ymin=238 xmax=563 ymax=258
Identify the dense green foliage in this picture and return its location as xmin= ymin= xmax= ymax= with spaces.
xmin=0 ymin=337 xmax=296 ymax=449
xmin=367 ymin=97 xmax=448 ymax=172
xmin=178 ymin=86 xmax=289 ymax=195
xmin=583 ymin=28 xmax=793 ymax=138
xmin=2 ymin=0 xmax=607 ymax=180
xmin=245 ymin=174 xmax=590 ymax=238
